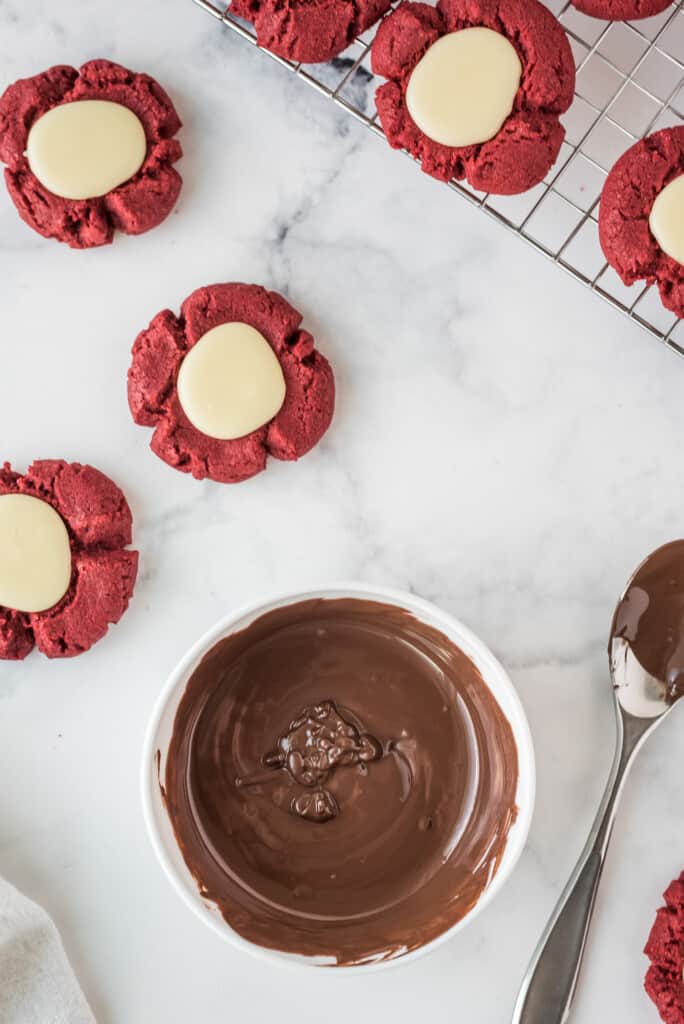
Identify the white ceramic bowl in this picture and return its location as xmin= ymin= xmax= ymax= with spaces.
xmin=141 ymin=583 xmax=536 ymax=972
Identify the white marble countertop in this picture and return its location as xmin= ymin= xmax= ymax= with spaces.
xmin=1 ymin=1 xmax=683 ymax=1021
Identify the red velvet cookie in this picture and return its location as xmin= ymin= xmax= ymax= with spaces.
xmin=599 ymin=127 xmax=684 ymax=319
xmin=571 ymin=0 xmax=670 ymax=21
xmin=371 ymin=0 xmax=575 ymax=194
xmin=0 ymin=60 xmax=182 ymax=248
xmin=0 ymin=461 xmax=138 ymax=660
xmin=230 ymin=0 xmax=392 ymax=62
xmin=644 ymin=872 xmax=684 ymax=1024
xmin=128 ymin=283 xmax=335 ymax=484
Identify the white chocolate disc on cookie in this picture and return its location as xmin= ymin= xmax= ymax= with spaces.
xmin=177 ymin=323 xmax=287 ymax=441
xmin=406 ymin=28 xmax=522 ymax=148
xmin=26 ymin=100 xmax=147 ymax=201
xmin=0 ymin=494 xmax=72 ymax=613
xmin=649 ymin=173 xmax=684 ymax=265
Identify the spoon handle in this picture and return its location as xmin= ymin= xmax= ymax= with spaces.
xmin=511 ymin=711 xmax=651 ymax=1024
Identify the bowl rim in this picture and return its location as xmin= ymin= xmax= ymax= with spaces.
xmin=141 ymin=581 xmax=536 ymax=973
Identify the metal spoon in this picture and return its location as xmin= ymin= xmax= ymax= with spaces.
xmin=512 ymin=539 xmax=684 ymax=1024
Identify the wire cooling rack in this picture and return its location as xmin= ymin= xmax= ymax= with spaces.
xmin=194 ymin=0 xmax=684 ymax=353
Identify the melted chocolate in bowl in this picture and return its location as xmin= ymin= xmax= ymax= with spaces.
xmin=163 ymin=598 xmax=519 ymax=965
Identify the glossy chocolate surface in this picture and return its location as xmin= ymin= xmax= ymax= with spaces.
xmin=163 ymin=598 xmax=519 ymax=965
xmin=611 ymin=540 xmax=684 ymax=702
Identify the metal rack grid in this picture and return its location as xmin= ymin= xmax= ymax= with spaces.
xmin=194 ymin=0 xmax=684 ymax=353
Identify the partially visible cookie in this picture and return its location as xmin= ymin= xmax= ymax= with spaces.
xmin=0 ymin=461 xmax=138 ymax=660
xmin=0 ymin=60 xmax=182 ymax=248
xmin=371 ymin=0 xmax=575 ymax=194
xmin=230 ymin=0 xmax=392 ymax=62
xmin=571 ymin=0 xmax=670 ymax=20
xmin=599 ymin=127 xmax=684 ymax=319
xmin=128 ymin=283 xmax=335 ymax=484
xmin=644 ymin=872 xmax=684 ymax=1024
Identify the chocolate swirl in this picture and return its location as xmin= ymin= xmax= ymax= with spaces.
xmin=243 ymin=699 xmax=382 ymax=822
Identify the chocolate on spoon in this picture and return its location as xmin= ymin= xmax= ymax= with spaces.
xmin=513 ymin=539 xmax=684 ymax=1024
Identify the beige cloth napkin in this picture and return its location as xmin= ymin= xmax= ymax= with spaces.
xmin=0 ymin=876 xmax=95 ymax=1024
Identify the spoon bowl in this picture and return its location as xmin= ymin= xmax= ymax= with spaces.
xmin=611 ymin=538 xmax=684 ymax=718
